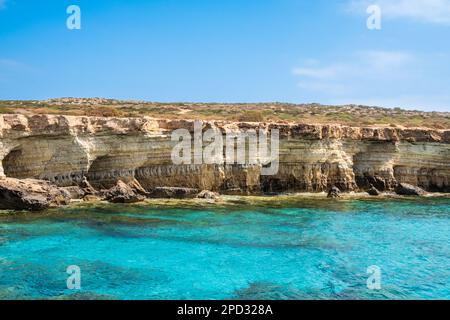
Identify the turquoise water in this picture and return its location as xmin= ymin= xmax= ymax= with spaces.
xmin=0 ymin=198 xmax=449 ymax=300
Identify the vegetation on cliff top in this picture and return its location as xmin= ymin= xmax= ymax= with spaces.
xmin=0 ymin=98 xmax=449 ymax=129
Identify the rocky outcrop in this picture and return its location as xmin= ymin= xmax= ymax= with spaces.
xmin=0 ymin=177 xmax=69 ymax=211
xmin=367 ymin=185 xmax=381 ymax=196
xmin=0 ymin=114 xmax=448 ymax=208
xmin=80 ymin=177 xmax=97 ymax=196
xmin=395 ymin=183 xmax=427 ymax=196
xmin=149 ymin=187 xmax=199 ymax=199
xmin=327 ymin=186 xmax=341 ymax=198
xmin=102 ymin=180 xmax=145 ymax=203
xmin=61 ymin=186 xmax=85 ymax=199
xmin=197 ymin=190 xmax=221 ymax=200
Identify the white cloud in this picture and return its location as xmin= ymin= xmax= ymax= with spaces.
xmin=0 ymin=58 xmax=24 ymax=68
xmin=292 ymin=50 xmax=412 ymax=94
xmin=292 ymin=65 xmax=341 ymax=79
xmin=297 ymin=81 xmax=349 ymax=96
xmin=348 ymin=0 xmax=450 ymax=25
xmin=329 ymin=95 xmax=450 ymax=112
xmin=357 ymin=50 xmax=413 ymax=72
xmin=292 ymin=50 xmax=450 ymax=111
xmin=0 ymin=58 xmax=33 ymax=78
xmin=0 ymin=58 xmax=17 ymax=65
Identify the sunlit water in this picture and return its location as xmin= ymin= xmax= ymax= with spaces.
xmin=0 ymin=197 xmax=449 ymax=300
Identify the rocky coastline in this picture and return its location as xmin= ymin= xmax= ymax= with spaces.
xmin=0 ymin=114 xmax=449 ymax=211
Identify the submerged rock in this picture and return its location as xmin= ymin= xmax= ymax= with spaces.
xmin=327 ymin=186 xmax=341 ymax=198
xmin=0 ymin=177 xmax=70 ymax=211
xmin=395 ymin=183 xmax=426 ymax=196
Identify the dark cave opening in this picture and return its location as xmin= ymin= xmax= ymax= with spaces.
xmin=2 ymin=148 xmax=26 ymax=179
xmin=87 ymin=155 xmax=136 ymax=189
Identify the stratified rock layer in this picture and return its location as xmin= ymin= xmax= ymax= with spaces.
xmin=0 ymin=114 xmax=449 ymax=197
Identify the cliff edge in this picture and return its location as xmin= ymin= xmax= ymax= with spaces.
xmin=0 ymin=114 xmax=449 ymax=210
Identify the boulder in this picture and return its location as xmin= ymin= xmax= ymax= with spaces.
xmin=83 ymin=195 xmax=102 ymax=202
xmin=197 ymin=190 xmax=220 ymax=200
xmin=367 ymin=185 xmax=380 ymax=196
xmin=0 ymin=177 xmax=70 ymax=211
xmin=150 ymin=187 xmax=199 ymax=199
xmin=103 ymin=180 xmax=145 ymax=203
xmin=127 ymin=178 xmax=150 ymax=196
xmin=80 ymin=176 xmax=98 ymax=195
xmin=60 ymin=186 xmax=85 ymax=199
xmin=395 ymin=183 xmax=426 ymax=196
xmin=327 ymin=186 xmax=341 ymax=198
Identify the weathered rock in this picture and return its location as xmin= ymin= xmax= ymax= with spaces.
xmin=197 ymin=190 xmax=220 ymax=200
xmin=127 ymin=178 xmax=150 ymax=196
xmin=223 ymin=188 xmax=246 ymax=195
xmin=395 ymin=183 xmax=427 ymax=196
xmin=0 ymin=177 xmax=70 ymax=211
xmin=103 ymin=180 xmax=145 ymax=203
xmin=80 ymin=177 xmax=97 ymax=195
xmin=367 ymin=185 xmax=380 ymax=196
xmin=327 ymin=186 xmax=341 ymax=198
xmin=150 ymin=187 xmax=199 ymax=199
xmin=83 ymin=195 xmax=102 ymax=202
xmin=60 ymin=186 xmax=85 ymax=199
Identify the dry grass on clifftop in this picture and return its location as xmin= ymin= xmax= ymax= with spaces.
xmin=0 ymin=98 xmax=449 ymax=129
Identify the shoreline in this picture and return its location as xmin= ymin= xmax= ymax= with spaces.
xmin=2 ymin=191 xmax=450 ymax=216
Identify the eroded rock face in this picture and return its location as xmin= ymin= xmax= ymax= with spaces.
xmin=0 ymin=114 xmax=448 ymax=200
xmin=0 ymin=177 xmax=69 ymax=211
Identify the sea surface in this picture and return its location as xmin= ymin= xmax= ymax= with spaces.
xmin=0 ymin=197 xmax=449 ymax=300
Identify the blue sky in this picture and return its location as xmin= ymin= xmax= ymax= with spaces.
xmin=0 ymin=0 xmax=449 ymax=111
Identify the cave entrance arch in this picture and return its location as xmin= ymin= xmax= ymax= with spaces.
xmin=2 ymin=147 xmax=28 ymax=179
xmin=87 ymin=155 xmax=136 ymax=189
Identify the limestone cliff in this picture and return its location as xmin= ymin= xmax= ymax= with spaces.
xmin=0 ymin=114 xmax=449 ymax=196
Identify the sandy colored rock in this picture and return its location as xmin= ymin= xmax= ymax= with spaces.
xmin=197 ymin=190 xmax=221 ymax=200
xmin=83 ymin=195 xmax=102 ymax=202
xmin=102 ymin=180 xmax=145 ymax=203
xmin=60 ymin=186 xmax=85 ymax=199
xmin=0 ymin=177 xmax=70 ymax=211
xmin=0 ymin=114 xmax=448 ymax=198
xmin=150 ymin=187 xmax=199 ymax=199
